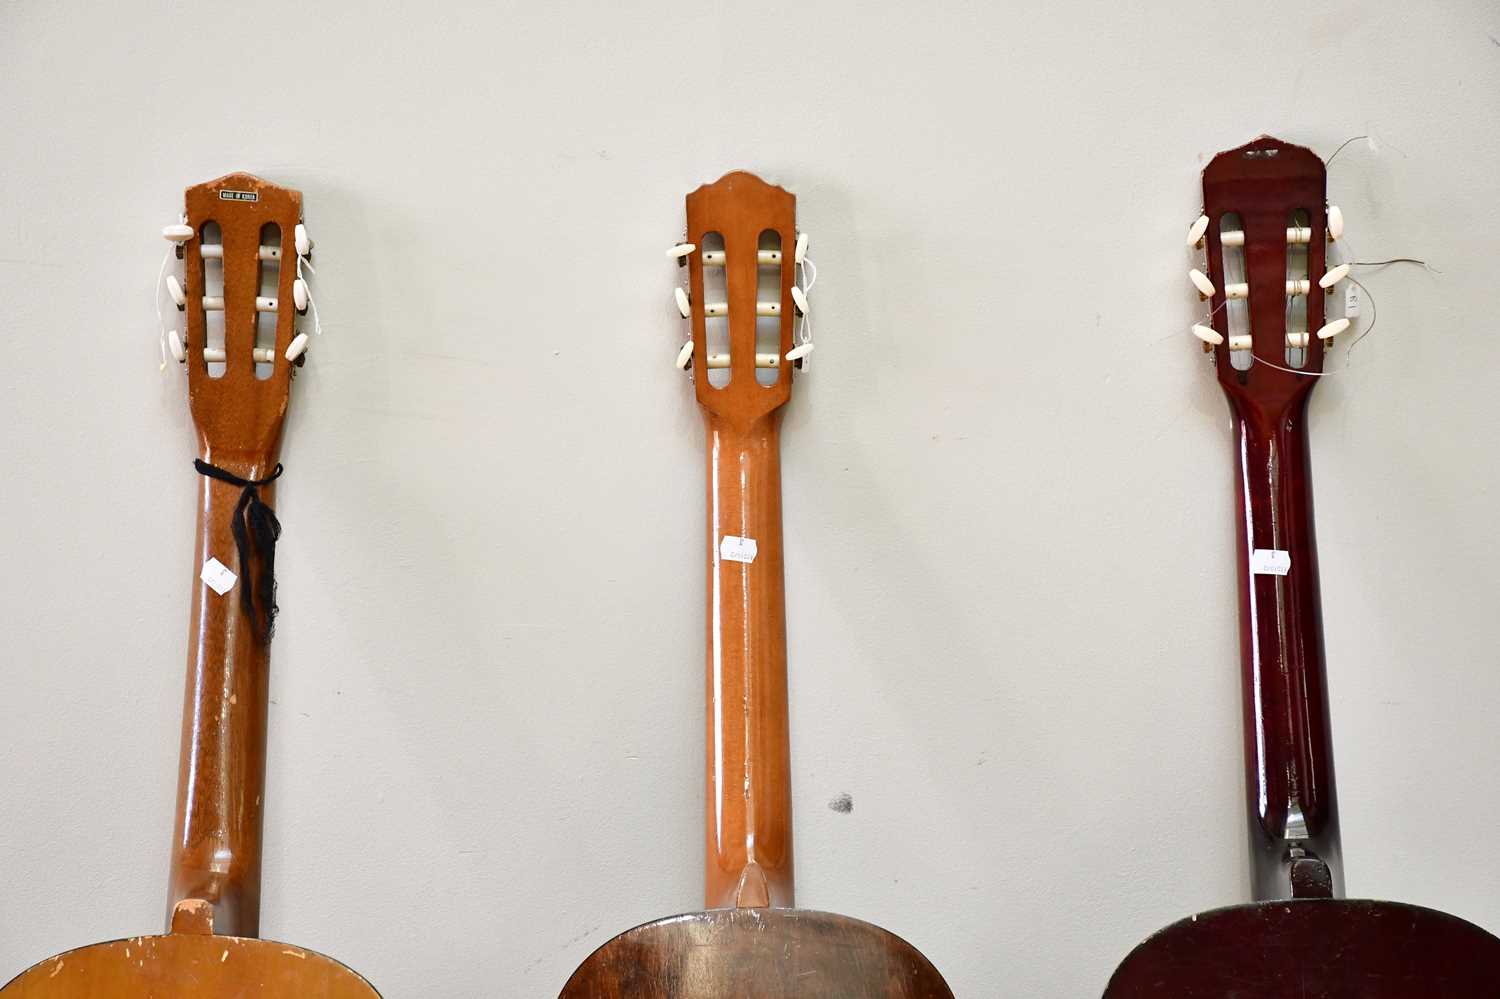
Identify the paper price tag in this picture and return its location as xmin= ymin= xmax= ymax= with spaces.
xmin=200 ymin=557 xmax=238 ymax=595
xmin=1344 ymin=284 xmax=1360 ymax=318
xmin=719 ymin=535 xmax=758 ymax=564
xmin=1250 ymin=549 xmax=1291 ymax=576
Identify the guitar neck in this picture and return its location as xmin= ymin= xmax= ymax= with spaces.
xmin=701 ymin=411 xmax=794 ymax=910
xmin=166 ymin=449 xmax=278 ymax=936
xmin=1225 ymin=392 xmax=1342 ymax=900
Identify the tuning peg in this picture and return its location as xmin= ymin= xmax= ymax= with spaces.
xmin=786 ymin=343 xmax=814 ymax=362
xmin=1318 ymin=263 xmax=1350 ymax=289
xmin=1191 ymin=323 xmax=1223 ymax=346
xmin=1316 ymin=318 xmax=1350 ymax=340
xmin=675 ymin=341 xmax=694 ymax=370
xmin=168 ymin=330 xmax=186 ymax=363
xmin=1189 ymin=269 xmax=1215 ymax=298
xmin=667 ymin=242 xmax=696 ymax=264
xmin=294 ymin=224 xmax=312 ymax=257
xmin=674 ymin=287 xmax=691 ymax=319
xmin=1186 ymin=214 xmax=1210 ymax=248
xmin=166 ymin=275 xmax=186 ymax=309
xmin=1286 ymin=332 xmax=1310 ymax=349
xmin=1327 ymin=205 xmax=1344 ymax=241
xmin=163 ymin=224 xmax=194 ymax=243
xmin=790 ymin=286 xmax=809 ymax=316
xmin=285 ymin=332 xmax=310 ymax=362
xmin=1228 ymin=335 xmax=1253 ymax=351
xmin=293 ymin=278 xmax=309 ymax=312
xmin=794 ymin=232 xmax=809 ymax=265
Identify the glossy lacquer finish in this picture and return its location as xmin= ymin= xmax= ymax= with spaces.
xmin=562 ymin=173 xmax=953 ymax=997
xmin=2 ymin=174 xmax=378 ymax=998
xmin=1203 ymin=139 xmax=1341 ymax=899
xmin=1103 ymin=136 xmax=1500 ymax=996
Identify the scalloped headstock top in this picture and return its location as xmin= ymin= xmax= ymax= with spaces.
xmin=680 ymin=172 xmax=798 ymax=424
xmin=1194 ymin=137 xmax=1338 ymax=411
xmin=174 ymin=172 xmax=304 ymax=459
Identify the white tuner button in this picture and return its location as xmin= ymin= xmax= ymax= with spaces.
xmin=790 ymin=286 xmax=809 ymax=315
xmin=794 ymin=232 xmax=809 ymax=265
xmin=163 ymin=224 xmax=194 ymax=242
xmin=1319 ymin=263 xmax=1350 ymax=289
xmin=1191 ymin=323 xmax=1223 ymax=346
xmin=667 ymin=242 xmax=696 ymax=261
xmin=285 ymin=332 xmax=310 ymax=361
xmin=1186 ymin=214 xmax=1210 ymax=248
xmin=294 ymin=224 xmax=312 ymax=257
xmin=293 ymin=278 xmax=309 ymax=311
xmin=168 ymin=330 xmax=186 ymax=363
xmin=1316 ymin=318 xmax=1350 ymax=340
xmin=1189 ymin=268 xmax=1216 ymax=298
xmin=674 ymin=286 xmax=691 ymax=319
xmin=786 ymin=343 xmax=814 ymax=362
xmin=1327 ymin=205 xmax=1344 ymax=241
xmin=675 ymin=341 xmax=694 ymax=370
xmin=166 ymin=274 xmax=186 ymax=308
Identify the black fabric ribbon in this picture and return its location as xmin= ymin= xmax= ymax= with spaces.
xmin=193 ymin=459 xmax=284 ymax=645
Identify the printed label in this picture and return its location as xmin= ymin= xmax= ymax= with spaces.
xmin=1344 ymin=284 xmax=1360 ymax=318
xmin=218 ymin=189 xmax=259 ymax=202
xmin=1250 ymin=549 xmax=1291 ymax=576
xmin=201 ymin=556 xmax=238 ymax=595
xmin=719 ymin=535 xmax=758 ymax=564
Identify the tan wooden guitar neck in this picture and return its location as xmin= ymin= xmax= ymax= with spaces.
xmin=1 ymin=173 xmax=377 ymax=998
xmin=561 ymin=172 xmax=953 ymax=998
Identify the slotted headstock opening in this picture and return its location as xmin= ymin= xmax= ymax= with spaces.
xmin=178 ymin=173 xmax=303 ymax=456
xmin=683 ymin=172 xmax=796 ymax=422
xmin=1200 ymin=137 xmax=1328 ymax=406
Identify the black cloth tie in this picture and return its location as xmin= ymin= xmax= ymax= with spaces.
xmin=193 ymin=459 xmax=284 ymax=645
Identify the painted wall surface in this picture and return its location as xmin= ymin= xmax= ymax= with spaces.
xmin=3 ymin=1 xmax=1498 ymax=994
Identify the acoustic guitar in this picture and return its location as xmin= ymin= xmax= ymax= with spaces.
xmin=1104 ymin=136 xmax=1500 ymax=995
xmin=1 ymin=174 xmax=378 ymax=997
xmin=560 ymin=172 xmax=953 ymax=997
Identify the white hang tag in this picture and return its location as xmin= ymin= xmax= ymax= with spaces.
xmin=200 ymin=556 xmax=238 ymax=595
xmin=1344 ymin=284 xmax=1360 ymax=318
xmin=1250 ymin=549 xmax=1291 ymax=576
xmin=719 ymin=535 xmax=758 ymax=564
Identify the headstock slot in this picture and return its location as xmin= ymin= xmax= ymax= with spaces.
xmin=1202 ymin=137 xmax=1328 ymax=404
xmin=754 ymin=229 xmax=783 ymax=386
xmin=684 ymin=172 xmax=796 ymax=423
xmin=1218 ymin=213 xmax=1252 ymax=371
xmin=199 ymin=221 xmax=226 ymax=378
xmin=1284 ymin=208 xmax=1312 ymax=369
xmin=253 ymin=223 xmax=283 ymax=380
xmin=700 ymin=232 xmax=731 ymax=387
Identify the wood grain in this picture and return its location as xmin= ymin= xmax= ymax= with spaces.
xmin=561 ymin=908 xmax=952 ymax=998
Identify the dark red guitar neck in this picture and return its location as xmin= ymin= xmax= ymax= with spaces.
xmin=1202 ymin=136 xmax=1341 ymax=900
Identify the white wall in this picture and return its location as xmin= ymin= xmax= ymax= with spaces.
xmin=3 ymin=1 xmax=1499 ymax=994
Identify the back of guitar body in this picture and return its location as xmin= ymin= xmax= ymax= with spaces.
xmin=1106 ymin=898 xmax=1500 ymax=998
xmin=3 ymin=934 xmax=379 ymax=998
xmin=562 ymin=908 xmax=953 ymax=999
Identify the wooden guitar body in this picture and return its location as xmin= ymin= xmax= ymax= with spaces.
xmin=1106 ymin=898 xmax=1500 ymax=997
xmin=562 ymin=908 xmax=952 ymax=998
xmin=3 ymin=935 xmax=377 ymax=998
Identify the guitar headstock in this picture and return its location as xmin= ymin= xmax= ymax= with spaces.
xmin=162 ymin=173 xmax=309 ymax=457
xmin=1187 ymin=136 xmax=1350 ymax=410
xmin=671 ymin=172 xmax=807 ymax=424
